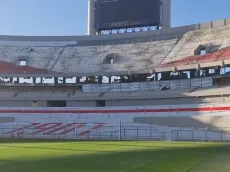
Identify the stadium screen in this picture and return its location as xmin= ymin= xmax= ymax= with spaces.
xmin=95 ymin=0 xmax=161 ymax=30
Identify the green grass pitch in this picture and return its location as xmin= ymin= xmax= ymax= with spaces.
xmin=0 ymin=138 xmax=230 ymax=172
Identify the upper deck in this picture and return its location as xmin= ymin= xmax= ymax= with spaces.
xmin=0 ymin=18 xmax=229 ymax=77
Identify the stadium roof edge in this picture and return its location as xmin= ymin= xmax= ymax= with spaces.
xmin=0 ymin=18 xmax=229 ymax=42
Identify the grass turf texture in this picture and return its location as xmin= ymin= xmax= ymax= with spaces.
xmin=0 ymin=138 xmax=230 ymax=172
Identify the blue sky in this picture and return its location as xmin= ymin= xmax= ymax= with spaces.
xmin=0 ymin=0 xmax=229 ymax=36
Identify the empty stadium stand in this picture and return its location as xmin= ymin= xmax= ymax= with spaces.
xmin=0 ymin=39 xmax=178 ymax=74
xmin=1 ymin=104 xmax=230 ymax=141
xmin=1 ymin=19 xmax=230 ymax=142
xmin=161 ymin=25 xmax=230 ymax=64
xmin=0 ymin=19 xmax=230 ymax=76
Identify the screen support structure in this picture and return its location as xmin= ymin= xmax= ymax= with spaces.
xmin=88 ymin=0 xmax=96 ymax=35
xmin=162 ymin=0 xmax=171 ymax=29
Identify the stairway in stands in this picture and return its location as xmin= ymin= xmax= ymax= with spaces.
xmin=44 ymin=123 xmax=85 ymax=135
xmin=76 ymin=123 xmax=105 ymax=138
xmin=3 ymin=123 xmax=40 ymax=135
xmin=1 ymin=122 xmax=105 ymax=139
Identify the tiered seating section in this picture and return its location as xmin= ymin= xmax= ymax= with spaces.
xmin=0 ymin=77 xmax=213 ymax=100
xmin=0 ymin=23 xmax=230 ymax=74
xmin=1 ymin=122 xmax=105 ymax=138
xmin=0 ymin=84 xmax=229 ymax=101
xmin=0 ymin=39 xmax=177 ymax=74
xmin=162 ymin=25 xmax=230 ymax=64
xmin=159 ymin=47 xmax=230 ymax=68
xmin=1 ymin=104 xmax=230 ymax=141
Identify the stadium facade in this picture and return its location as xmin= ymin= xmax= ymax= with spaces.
xmin=1 ymin=18 xmax=230 ymax=141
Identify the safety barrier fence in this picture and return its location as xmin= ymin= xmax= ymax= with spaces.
xmin=82 ymin=77 xmax=213 ymax=92
xmin=1 ymin=124 xmax=230 ymax=142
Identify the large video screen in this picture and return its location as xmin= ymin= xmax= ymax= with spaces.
xmin=95 ymin=0 xmax=161 ymax=30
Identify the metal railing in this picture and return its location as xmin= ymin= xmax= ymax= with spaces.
xmin=82 ymin=77 xmax=213 ymax=93
xmin=1 ymin=124 xmax=230 ymax=142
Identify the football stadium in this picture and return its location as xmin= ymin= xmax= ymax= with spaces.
xmin=0 ymin=0 xmax=230 ymax=171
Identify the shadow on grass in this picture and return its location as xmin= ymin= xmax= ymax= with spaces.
xmin=0 ymin=140 xmax=229 ymax=172
xmin=0 ymin=137 xmax=223 ymax=150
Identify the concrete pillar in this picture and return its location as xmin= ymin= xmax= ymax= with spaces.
xmin=9 ymin=77 xmax=13 ymax=83
xmin=63 ymin=77 xmax=66 ymax=84
xmin=128 ymin=75 xmax=133 ymax=82
xmin=120 ymin=76 xmax=125 ymax=83
xmin=190 ymin=69 xmax=196 ymax=78
xmin=87 ymin=76 xmax=95 ymax=83
xmin=108 ymin=77 xmax=112 ymax=83
xmin=161 ymin=72 xmax=171 ymax=80
xmin=76 ymin=77 xmax=80 ymax=83
xmin=215 ymin=67 xmax=221 ymax=75
xmin=98 ymin=76 xmax=102 ymax=83
xmin=33 ymin=77 xmax=36 ymax=84
xmin=15 ymin=77 xmax=19 ymax=84
xmin=179 ymin=71 xmax=184 ymax=79
xmin=180 ymin=71 xmax=188 ymax=79
xmin=204 ymin=69 xmax=209 ymax=77
xmin=88 ymin=0 xmax=96 ymax=35
xmin=54 ymin=77 xmax=58 ymax=84
xmin=162 ymin=0 xmax=171 ymax=29
xmin=155 ymin=73 xmax=158 ymax=81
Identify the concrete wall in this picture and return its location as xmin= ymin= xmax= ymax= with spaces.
xmin=105 ymin=97 xmax=230 ymax=107
xmin=212 ymin=19 xmax=226 ymax=27
xmin=0 ymin=117 xmax=15 ymax=123
xmin=199 ymin=22 xmax=212 ymax=30
xmin=134 ymin=116 xmax=230 ymax=129
xmin=198 ymin=19 xmax=229 ymax=30
xmin=66 ymin=100 xmax=96 ymax=107
xmin=0 ymin=100 xmax=45 ymax=107
xmin=197 ymin=19 xmax=226 ymax=29
xmin=105 ymin=98 xmax=197 ymax=106
xmin=0 ymin=96 xmax=229 ymax=107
